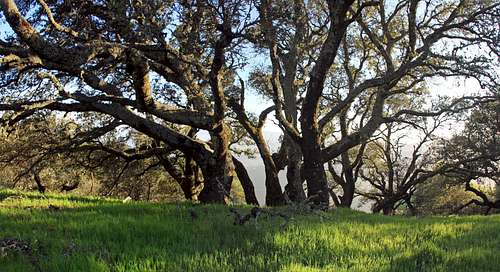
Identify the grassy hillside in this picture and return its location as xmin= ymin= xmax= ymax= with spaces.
xmin=1 ymin=190 xmax=499 ymax=272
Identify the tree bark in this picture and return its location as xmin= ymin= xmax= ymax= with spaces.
xmin=373 ymin=199 xmax=395 ymax=215
xmin=405 ymin=195 xmax=417 ymax=216
xmin=282 ymin=129 xmax=303 ymax=196
xmin=232 ymin=156 xmax=259 ymax=205
xmin=284 ymin=145 xmax=306 ymax=202
xmin=281 ymin=0 xmax=306 ymax=202
xmin=256 ymin=132 xmax=285 ymax=206
xmin=183 ymin=155 xmax=201 ymax=199
xmin=157 ymin=153 xmax=199 ymax=200
xmin=198 ymin=131 xmax=234 ymax=205
xmin=301 ymin=140 xmax=330 ymax=205
xmin=198 ymin=157 xmax=232 ymax=204
xmin=299 ymin=1 xmax=354 ymax=206
xmin=198 ymin=27 xmax=236 ymax=204
xmin=339 ymin=181 xmax=355 ymax=207
xmin=382 ymin=206 xmax=394 ymax=215
xmin=228 ymin=98 xmax=284 ymax=206
xmin=33 ymin=172 xmax=45 ymax=194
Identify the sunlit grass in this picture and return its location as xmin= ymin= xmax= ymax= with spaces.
xmin=1 ymin=189 xmax=499 ymax=271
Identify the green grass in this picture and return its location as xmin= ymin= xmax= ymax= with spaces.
xmin=1 ymin=189 xmax=499 ymax=272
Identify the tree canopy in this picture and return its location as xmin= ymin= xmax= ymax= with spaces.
xmin=1 ymin=0 xmax=499 ymax=212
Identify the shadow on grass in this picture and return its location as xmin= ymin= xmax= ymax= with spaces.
xmin=1 ymin=196 xmax=499 ymax=272
xmin=385 ymin=216 xmax=500 ymax=272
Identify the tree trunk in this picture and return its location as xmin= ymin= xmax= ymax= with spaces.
xmin=232 ymin=156 xmax=259 ymax=205
xmin=338 ymin=139 xmax=356 ymax=208
xmin=33 ymin=172 xmax=45 ymax=194
xmin=383 ymin=206 xmax=394 ymax=215
xmin=255 ymin=132 xmax=285 ymax=206
xmin=183 ymin=156 xmax=200 ymax=200
xmin=157 ymin=152 xmax=200 ymax=200
xmin=301 ymin=137 xmax=329 ymax=205
xmin=297 ymin=2 xmax=353 ymax=207
xmin=263 ymin=160 xmax=285 ymax=206
xmin=198 ymin=151 xmax=234 ymax=204
xmin=372 ymin=203 xmax=383 ymax=214
xmin=373 ymin=200 xmax=395 ymax=215
xmin=227 ymin=98 xmax=284 ymax=206
xmin=284 ymin=138 xmax=306 ymax=202
xmin=198 ymin=28 xmax=236 ymax=204
xmin=404 ymin=194 xmax=417 ymax=216
xmin=198 ymin=124 xmax=235 ymax=204
xmin=179 ymin=180 xmax=195 ymax=200
xmin=340 ymin=181 xmax=355 ymax=207
xmin=248 ymin=133 xmax=286 ymax=206
xmin=496 ymin=181 xmax=500 ymax=203
xmin=198 ymin=157 xmax=232 ymax=204
xmin=281 ymin=23 xmax=306 ymax=203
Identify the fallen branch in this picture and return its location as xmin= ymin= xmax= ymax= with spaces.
xmin=229 ymin=207 xmax=291 ymax=229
